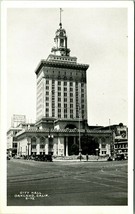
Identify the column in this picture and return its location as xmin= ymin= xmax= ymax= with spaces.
xmin=17 ymin=142 xmax=20 ymax=156
xmin=66 ymin=137 xmax=68 ymax=156
xmin=106 ymin=143 xmax=111 ymax=156
xmin=27 ymin=137 xmax=31 ymax=156
xmin=99 ymin=138 xmax=102 ymax=156
xmin=45 ymin=138 xmax=49 ymax=154
xmin=53 ymin=137 xmax=58 ymax=156
xmin=58 ymin=137 xmax=64 ymax=156
xmin=36 ymin=137 xmax=40 ymax=155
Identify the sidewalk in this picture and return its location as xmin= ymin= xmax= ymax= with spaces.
xmin=53 ymin=156 xmax=108 ymax=162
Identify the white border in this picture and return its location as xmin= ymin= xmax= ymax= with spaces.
xmin=0 ymin=1 xmax=134 ymax=214
xmin=128 ymin=2 xmax=134 ymax=214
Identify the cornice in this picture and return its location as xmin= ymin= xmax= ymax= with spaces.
xmin=35 ymin=60 xmax=89 ymax=75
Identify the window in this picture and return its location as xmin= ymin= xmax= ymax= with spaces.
xmin=70 ymin=93 xmax=73 ymax=97
xmin=58 ymin=92 xmax=61 ymax=96
xmin=82 ymin=110 xmax=84 ymax=116
xmin=64 ymin=114 xmax=67 ymax=118
xmin=58 ymin=98 xmax=61 ymax=102
xmin=64 ymin=87 xmax=67 ymax=91
xmin=40 ymin=144 xmax=44 ymax=149
xmin=81 ymin=93 xmax=84 ymax=98
xmin=58 ymin=109 xmax=61 ymax=113
xmin=70 ymin=82 xmax=73 ymax=86
xmin=64 ymin=98 xmax=67 ymax=102
xmin=46 ymin=108 xmax=49 ymax=112
xmin=102 ymin=144 xmax=106 ymax=148
xmin=70 ymin=88 xmax=73 ymax=92
xmin=46 ymin=86 xmax=49 ymax=90
xmin=52 ymin=103 xmax=55 ymax=108
xmin=58 ymin=114 xmax=61 ymax=118
xmin=64 ymin=109 xmax=67 ymax=113
xmin=102 ymin=151 xmax=106 ymax=154
xmin=70 ymin=104 xmax=73 ymax=108
xmin=46 ymin=97 xmax=49 ymax=101
xmin=46 ymin=80 xmax=49 ymax=84
xmin=32 ymin=144 xmax=36 ymax=149
xmin=81 ymin=98 xmax=84 ymax=103
xmin=81 ymin=83 xmax=84 ymax=87
xmin=70 ymin=98 xmax=73 ymax=103
xmin=46 ymin=103 xmax=49 ymax=106
xmin=58 ymin=81 xmax=61 ymax=85
xmin=64 ymin=93 xmax=67 ymax=97
xmin=46 ymin=91 xmax=49 ymax=95
xmin=58 ymin=87 xmax=61 ymax=91
xmin=58 ymin=103 xmax=61 ymax=107
xmin=46 ymin=113 xmax=49 ymax=117
xmin=64 ymin=104 xmax=67 ymax=108
xmin=70 ymin=114 xmax=73 ymax=118
xmin=13 ymin=143 xmax=17 ymax=148
xmin=64 ymin=81 xmax=67 ymax=86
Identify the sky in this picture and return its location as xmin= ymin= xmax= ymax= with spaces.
xmin=7 ymin=6 xmax=128 ymax=128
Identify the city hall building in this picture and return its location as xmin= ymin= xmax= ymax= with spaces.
xmin=7 ymin=14 xmax=127 ymax=158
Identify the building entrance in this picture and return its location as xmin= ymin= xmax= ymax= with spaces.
xmin=81 ymin=136 xmax=99 ymax=155
xmin=68 ymin=136 xmax=79 ymax=155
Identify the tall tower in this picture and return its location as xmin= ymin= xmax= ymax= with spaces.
xmin=35 ymin=9 xmax=89 ymax=130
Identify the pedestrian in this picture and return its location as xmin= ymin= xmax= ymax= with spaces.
xmin=86 ymin=154 xmax=88 ymax=161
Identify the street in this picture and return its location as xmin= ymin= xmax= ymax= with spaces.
xmin=7 ymin=159 xmax=127 ymax=206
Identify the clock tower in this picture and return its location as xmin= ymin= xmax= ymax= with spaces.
xmin=35 ymin=14 xmax=89 ymax=130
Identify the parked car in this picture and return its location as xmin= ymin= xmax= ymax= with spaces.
xmin=107 ymin=156 xmax=113 ymax=161
xmin=14 ymin=155 xmax=21 ymax=159
xmin=34 ymin=154 xmax=52 ymax=162
xmin=115 ymin=154 xmax=125 ymax=161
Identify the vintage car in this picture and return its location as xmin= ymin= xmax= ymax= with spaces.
xmin=115 ymin=154 xmax=125 ymax=161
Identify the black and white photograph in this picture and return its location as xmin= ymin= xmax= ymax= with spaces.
xmin=0 ymin=1 xmax=134 ymax=214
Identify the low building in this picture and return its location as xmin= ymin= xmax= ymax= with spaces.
xmin=7 ymin=127 xmax=22 ymax=156
xmin=7 ymin=123 xmax=35 ymax=156
xmin=95 ymin=123 xmax=128 ymax=156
